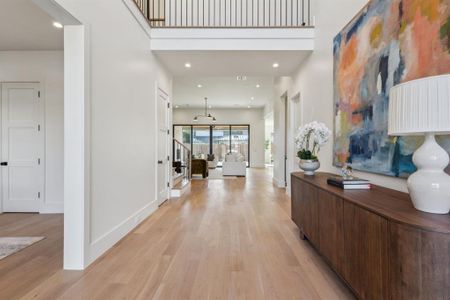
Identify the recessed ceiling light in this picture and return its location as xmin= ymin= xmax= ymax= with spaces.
xmin=273 ymin=63 xmax=279 ymax=68
xmin=185 ymin=63 xmax=191 ymax=68
xmin=197 ymin=84 xmax=203 ymax=88
xmin=250 ymin=97 xmax=255 ymax=100
xmin=53 ymin=22 xmax=63 ymax=29
xmin=209 ymin=105 xmax=212 ymax=109
xmin=236 ymin=76 xmax=247 ymax=81
xmin=256 ymin=84 xmax=261 ymax=88
xmin=248 ymin=105 xmax=251 ymax=108
xmin=175 ymin=105 xmax=179 ymax=108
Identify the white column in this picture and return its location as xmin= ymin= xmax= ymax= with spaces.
xmin=63 ymin=25 xmax=90 ymax=270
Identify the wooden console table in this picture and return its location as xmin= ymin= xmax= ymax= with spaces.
xmin=291 ymin=172 xmax=450 ymax=300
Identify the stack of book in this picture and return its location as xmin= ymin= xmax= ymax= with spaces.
xmin=327 ymin=176 xmax=371 ymax=190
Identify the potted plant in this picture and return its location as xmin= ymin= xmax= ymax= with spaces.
xmin=295 ymin=121 xmax=331 ymax=175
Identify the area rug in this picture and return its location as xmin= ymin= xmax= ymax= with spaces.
xmin=0 ymin=237 xmax=45 ymax=260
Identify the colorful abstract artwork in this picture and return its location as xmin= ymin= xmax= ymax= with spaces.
xmin=333 ymin=0 xmax=450 ymax=177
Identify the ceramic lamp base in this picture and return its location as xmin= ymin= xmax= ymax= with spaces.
xmin=408 ymin=133 xmax=450 ymax=214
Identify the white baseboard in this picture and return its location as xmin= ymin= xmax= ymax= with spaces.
xmin=273 ymin=177 xmax=286 ymax=188
xmin=88 ymin=199 xmax=158 ymax=265
xmin=250 ymin=163 xmax=266 ymax=168
xmin=40 ymin=202 xmax=64 ymax=214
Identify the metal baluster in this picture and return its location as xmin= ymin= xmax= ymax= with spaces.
xmin=274 ymin=0 xmax=277 ymax=26
xmin=241 ymin=0 xmax=243 ymax=27
xmin=279 ymin=0 xmax=281 ymax=27
xmin=234 ymin=0 xmax=238 ymax=27
xmin=251 ymin=0 xmax=253 ymax=27
xmin=285 ymin=0 xmax=288 ymax=27
xmin=308 ymin=0 xmax=310 ymax=26
xmin=290 ymin=0 xmax=293 ymax=27
xmin=246 ymin=0 xmax=248 ymax=27
xmin=302 ymin=0 xmax=305 ymax=26
xmin=263 ymin=0 xmax=265 ymax=27
xmin=257 ymin=0 xmax=259 ymax=27
xmin=230 ymin=0 xmax=232 ymax=27
xmin=174 ymin=0 xmax=177 ymax=26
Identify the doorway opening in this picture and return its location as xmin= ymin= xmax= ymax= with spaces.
xmin=282 ymin=92 xmax=288 ymax=187
xmin=173 ymin=124 xmax=251 ymax=167
xmin=0 ymin=0 xmax=69 ymax=291
xmin=264 ymin=112 xmax=274 ymax=168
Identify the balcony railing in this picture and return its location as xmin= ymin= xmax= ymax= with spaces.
xmin=133 ymin=0 xmax=312 ymax=28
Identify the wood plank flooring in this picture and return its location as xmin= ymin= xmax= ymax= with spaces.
xmin=0 ymin=213 xmax=64 ymax=299
xmin=1 ymin=168 xmax=354 ymax=299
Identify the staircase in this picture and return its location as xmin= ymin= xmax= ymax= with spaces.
xmin=171 ymin=139 xmax=191 ymax=197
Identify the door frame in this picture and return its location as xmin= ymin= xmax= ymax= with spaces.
xmin=0 ymin=82 xmax=46 ymax=213
xmin=286 ymin=92 xmax=302 ymax=194
xmin=281 ymin=91 xmax=288 ymax=187
xmin=155 ymin=84 xmax=170 ymax=206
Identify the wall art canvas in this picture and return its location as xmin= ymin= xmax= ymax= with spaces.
xmin=333 ymin=0 xmax=450 ymax=177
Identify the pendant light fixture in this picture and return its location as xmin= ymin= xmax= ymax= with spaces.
xmin=193 ymin=97 xmax=216 ymax=123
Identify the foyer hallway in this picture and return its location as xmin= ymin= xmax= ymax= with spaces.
xmin=17 ymin=168 xmax=353 ymax=299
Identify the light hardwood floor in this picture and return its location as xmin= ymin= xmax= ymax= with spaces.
xmin=1 ymin=168 xmax=354 ymax=300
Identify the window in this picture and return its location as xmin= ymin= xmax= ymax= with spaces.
xmin=192 ymin=126 xmax=211 ymax=159
xmin=231 ymin=126 xmax=249 ymax=167
xmin=173 ymin=124 xmax=250 ymax=167
xmin=212 ymin=126 xmax=230 ymax=166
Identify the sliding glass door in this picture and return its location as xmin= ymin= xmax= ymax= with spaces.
xmin=192 ymin=126 xmax=211 ymax=159
xmin=212 ymin=126 xmax=230 ymax=166
xmin=173 ymin=124 xmax=250 ymax=167
xmin=231 ymin=126 xmax=249 ymax=166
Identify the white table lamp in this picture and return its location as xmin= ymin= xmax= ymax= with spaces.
xmin=389 ymin=74 xmax=450 ymax=214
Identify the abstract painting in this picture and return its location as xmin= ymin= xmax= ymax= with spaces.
xmin=333 ymin=0 xmax=450 ymax=177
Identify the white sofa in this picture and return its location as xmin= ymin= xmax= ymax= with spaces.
xmin=207 ymin=154 xmax=218 ymax=169
xmin=222 ymin=153 xmax=247 ymax=176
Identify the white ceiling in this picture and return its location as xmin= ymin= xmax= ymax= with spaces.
xmin=0 ymin=0 xmax=63 ymax=51
xmin=174 ymin=76 xmax=274 ymax=109
xmin=155 ymin=50 xmax=311 ymax=76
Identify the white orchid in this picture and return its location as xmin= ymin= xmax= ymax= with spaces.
xmin=295 ymin=121 xmax=331 ymax=160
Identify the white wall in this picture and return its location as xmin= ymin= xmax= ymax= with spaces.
xmin=272 ymin=0 xmax=408 ymax=192
xmin=173 ymin=108 xmax=265 ymax=168
xmin=0 ymin=51 xmax=64 ymax=212
xmin=55 ymin=0 xmax=172 ymax=266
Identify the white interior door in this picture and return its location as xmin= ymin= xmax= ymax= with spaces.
xmin=1 ymin=83 xmax=44 ymax=213
xmin=157 ymin=88 xmax=169 ymax=206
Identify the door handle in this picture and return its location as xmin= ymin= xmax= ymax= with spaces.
xmin=158 ymin=160 xmax=163 ymax=164
xmin=0 ymin=162 xmax=7 ymax=166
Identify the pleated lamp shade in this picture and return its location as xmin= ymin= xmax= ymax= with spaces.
xmin=388 ymin=74 xmax=450 ymax=136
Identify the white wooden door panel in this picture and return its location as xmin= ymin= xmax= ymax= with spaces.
xmin=157 ymin=88 xmax=169 ymax=206
xmin=1 ymin=83 xmax=43 ymax=212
